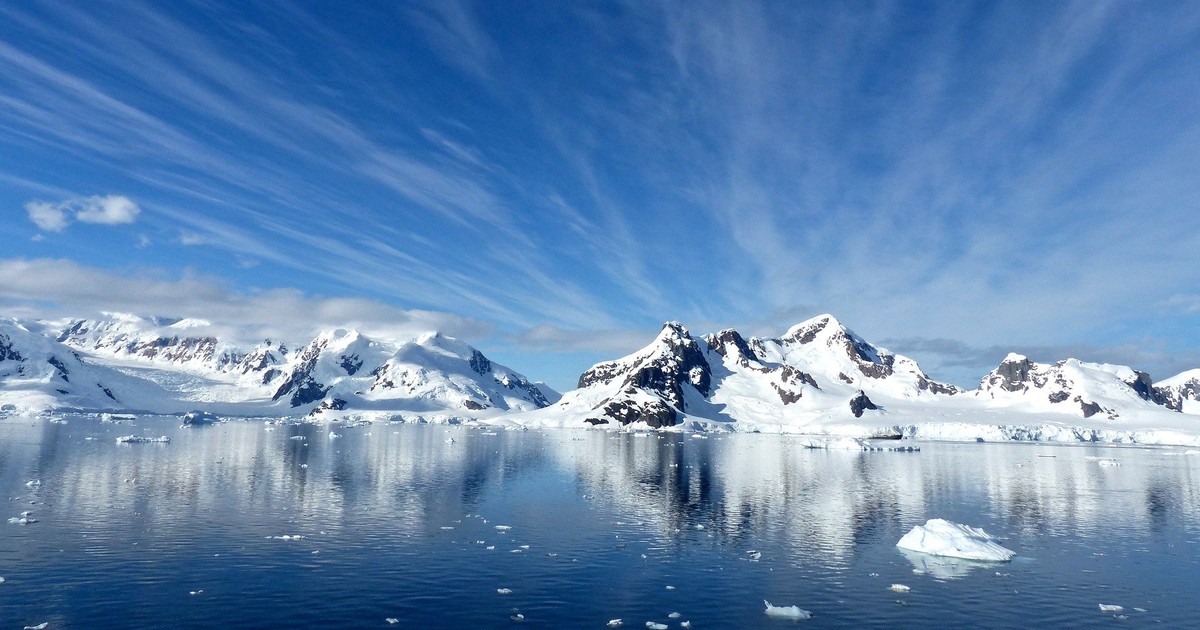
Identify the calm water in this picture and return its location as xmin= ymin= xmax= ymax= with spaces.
xmin=1 ymin=416 xmax=1198 ymax=628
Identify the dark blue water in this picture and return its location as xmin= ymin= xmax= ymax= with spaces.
xmin=1 ymin=416 xmax=1197 ymax=628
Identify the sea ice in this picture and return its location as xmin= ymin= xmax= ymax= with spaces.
xmin=606 ymin=620 xmax=622 ymax=628
xmin=497 ymin=588 xmax=513 ymax=595
xmin=645 ymin=623 xmax=668 ymax=630
xmin=24 ymin=624 xmax=48 ymax=630
xmin=896 ymin=519 xmax=1015 ymax=561
xmin=681 ymin=622 xmax=691 ymax=629
xmin=25 ymin=480 xmax=40 ymax=487
xmin=115 ymin=435 xmax=170 ymax=444
xmin=668 ymin=612 xmax=681 ymax=618
xmin=495 ymin=525 xmax=512 ymax=531
xmin=764 ymin=600 xmax=812 ymax=620
xmin=386 ymin=619 xmax=399 ymax=624
xmin=1099 ymin=604 xmax=1124 ymax=613
xmin=890 ymin=584 xmax=910 ymax=593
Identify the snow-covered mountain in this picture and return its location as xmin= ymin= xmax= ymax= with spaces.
xmin=1154 ymin=369 xmax=1200 ymax=414
xmin=0 ymin=319 xmax=124 ymax=411
xmin=521 ymin=315 xmax=960 ymax=430
xmin=975 ymin=353 xmax=1176 ymax=419
xmin=491 ymin=314 xmax=1199 ymax=444
xmin=2 ymin=314 xmax=556 ymax=420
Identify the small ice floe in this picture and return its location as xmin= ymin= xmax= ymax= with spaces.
xmin=328 ymin=431 xmax=341 ymax=439
xmin=1099 ymin=604 xmax=1124 ymax=613
xmin=890 ymin=584 xmax=911 ymax=593
xmin=606 ymin=620 xmax=622 ymax=628
xmin=24 ymin=623 xmax=48 ymax=630
xmin=497 ymin=588 xmax=513 ymax=595
xmin=386 ymin=619 xmax=399 ymax=624
xmin=440 ymin=526 xmax=454 ymax=530
xmin=645 ymin=623 xmax=668 ymax=630
xmin=519 ymin=544 xmax=530 ymax=549
xmin=25 ymin=480 xmax=41 ymax=488
xmin=0 ymin=576 xmax=6 ymax=583
xmin=681 ymin=622 xmax=692 ymax=629
xmin=1097 ymin=459 xmax=1120 ymax=467
xmin=695 ymin=524 xmax=705 ymax=530
xmin=189 ymin=589 xmax=203 ymax=595
xmin=896 ymin=519 xmax=1015 ymax=561
xmin=748 ymin=550 xmax=762 ymax=561
xmin=764 ymin=600 xmax=812 ymax=620
xmin=495 ymin=525 xmax=512 ymax=531
xmin=270 ymin=534 xmax=305 ymax=541
xmin=289 ymin=435 xmax=306 ymax=441
xmin=665 ymin=585 xmax=676 ymax=590
xmin=510 ymin=608 xmax=525 ymax=621
xmin=115 ymin=435 xmax=170 ymax=444
xmin=668 ymin=612 xmax=681 ymax=618
xmin=8 ymin=511 xmax=37 ymax=525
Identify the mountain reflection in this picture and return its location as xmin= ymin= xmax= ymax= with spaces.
xmin=4 ymin=417 xmax=1198 ymax=575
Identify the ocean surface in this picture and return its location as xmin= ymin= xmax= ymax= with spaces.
xmin=1 ymin=415 xmax=1197 ymax=628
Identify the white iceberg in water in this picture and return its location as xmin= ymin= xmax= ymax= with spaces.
xmin=115 ymin=435 xmax=170 ymax=444
xmin=764 ymin=600 xmax=812 ymax=620
xmin=896 ymin=519 xmax=1015 ymax=561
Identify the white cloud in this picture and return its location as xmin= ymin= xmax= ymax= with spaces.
xmin=75 ymin=194 xmax=140 ymax=224
xmin=0 ymin=258 xmax=492 ymax=346
xmin=24 ymin=194 xmax=141 ymax=232
xmin=25 ymin=200 xmax=70 ymax=231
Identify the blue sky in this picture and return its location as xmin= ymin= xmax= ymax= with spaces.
xmin=2 ymin=0 xmax=1199 ymax=391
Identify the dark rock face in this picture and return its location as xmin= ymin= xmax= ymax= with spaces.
xmin=462 ymin=399 xmax=488 ymax=411
xmin=849 ymin=390 xmax=879 ymax=417
xmin=339 ymin=354 xmax=363 ymax=375
xmin=917 ymin=375 xmax=960 ymax=395
xmin=1124 ymin=371 xmax=1179 ymax=410
xmin=584 ymin=417 xmax=609 ymax=425
xmin=1155 ymin=379 xmax=1199 ymax=412
xmin=47 ymin=356 xmax=70 ymax=382
xmin=707 ymin=329 xmax=759 ymax=365
xmin=1077 ymin=397 xmax=1103 ymax=418
xmin=602 ymin=395 xmax=677 ymax=428
xmin=468 ymin=350 xmax=491 ymax=376
xmin=0 ymin=334 xmax=23 ymax=362
xmin=1048 ymin=390 xmax=1071 ymax=404
xmin=289 ymin=378 xmax=330 ymax=407
xmin=272 ymin=338 xmax=328 ymax=406
xmin=773 ymin=383 xmax=801 ymax=404
xmin=992 ymin=356 xmax=1033 ymax=392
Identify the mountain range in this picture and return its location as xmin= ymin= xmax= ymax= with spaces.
xmin=3 ymin=312 xmax=1199 ymax=443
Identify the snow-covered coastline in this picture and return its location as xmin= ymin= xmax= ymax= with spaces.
xmin=4 ymin=313 xmax=1200 ymax=446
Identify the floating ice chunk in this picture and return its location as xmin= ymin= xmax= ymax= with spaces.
xmin=328 ymin=431 xmax=341 ymax=439
xmin=497 ymin=588 xmax=513 ymax=595
xmin=486 ymin=546 xmax=495 ymax=550
xmin=24 ymin=623 xmax=48 ymax=630
xmin=189 ymin=589 xmax=203 ymax=595
xmin=681 ymin=622 xmax=691 ymax=629
xmin=1099 ymin=604 xmax=1124 ymax=613
xmin=764 ymin=600 xmax=812 ymax=620
xmin=890 ymin=584 xmax=910 ymax=593
xmin=645 ymin=623 xmax=668 ymax=630
xmin=25 ymin=480 xmax=40 ymax=488
xmin=748 ymin=550 xmax=762 ymax=561
xmin=606 ymin=620 xmax=622 ymax=628
xmin=440 ymin=526 xmax=454 ymax=530
xmin=270 ymin=534 xmax=305 ymax=541
xmin=386 ymin=619 xmax=399 ymax=624
xmin=896 ymin=519 xmax=1015 ymax=561
xmin=116 ymin=435 xmax=169 ymax=444
xmin=1097 ymin=459 xmax=1120 ymax=467
xmin=495 ymin=525 xmax=511 ymax=531
xmin=289 ymin=435 xmax=306 ymax=440
xmin=0 ymin=576 xmax=5 ymax=583
xmin=668 ymin=612 xmax=681 ymax=618
xmin=665 ymin=585 xmax=675 ymax=590
xmin=8 ymin=516 xmax=37 ymax=525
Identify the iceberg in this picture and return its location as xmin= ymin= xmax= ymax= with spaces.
xmin=764 ymin=600 xmax=812 ymax=620
xmin=896 ymin=519 xmax=1015 ymax=561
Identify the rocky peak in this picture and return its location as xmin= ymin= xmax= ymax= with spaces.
xmin=985 ymin=353 xmax=1034 ymax=392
